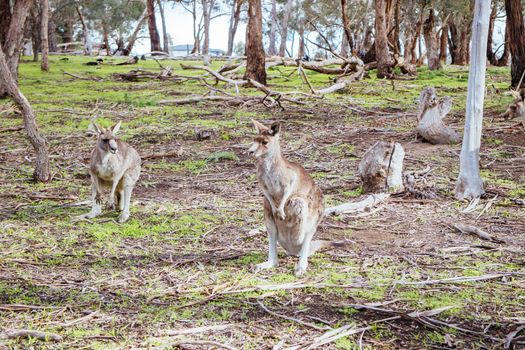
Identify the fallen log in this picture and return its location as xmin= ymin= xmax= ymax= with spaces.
xmin=453 ymin=223 xmax=506 ymax=243
xmin=358 ymin=141 xmax=405 ymax=193
xmin=416 ymin=87 xmax=460 ymax=144
xmin=325 ymin=193 xmax=390 ymax=216
xmin=1 ymin=329 xmax=62 ymax=341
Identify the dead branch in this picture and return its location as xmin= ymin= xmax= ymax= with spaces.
xmin=61 ymin=70 xmax=103 ymax=82
xmin=181 ymin=63 xmax=248 ymax=86
xmin=159 ymin=324 xmax=232 ymax=336
xmin=257 ymin=300 xmax=330 ymax=331
xmin=453 ymin=223 xmax=506 ymax=243
xmin=1 ymin=329 xmax=62 ymax=341
xmin=325 ymin=193 xmax=390 ymax=216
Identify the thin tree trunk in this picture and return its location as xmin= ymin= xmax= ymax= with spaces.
xmin=392 ymin=0 xmax=401 ymax=55
xmin=297 ymin=22 xmax=305 ymax=58
xmin=423 ymin=9 xmax=441 ymax=70
xmin=439 ymin=24 xmax=448 ymax=64
xmin=125 ymin=8 xmax=148 ymax=55
xmin=448 ymin=18 xmax=460 ymax=64
xmin=0 ymin=0 xmax=11 ymax=46
xmin=102 ymin=21 xmax=111 ymax=56
xmin=505 ymin=0 xmax=525 ymax=88
xmin=341 ymin=0 xmax=354 ymax=54
xmin=0 ymin=41 xmax=51 ymax=182
xmin=487 ymin=2 xmax=497 ymax=64
xmin=409 ymin=8 xmax=424 ymax=64
xmin=40 ymin=0 xmax=49 ymax=71
xmin=226 ymin=0 xmax=242 ymax=56
xmin=244 ymin=0 xmax=266 ymax=84
xmin=31 ymin=5 xmax=41 ymax=62
xmin=48 ymin=13 xmax=57 ymax=52
xmin=147 ymin=0 xmax=161 ymax=52
xmin=157 ymin=0 xmax=169 ymax=54
xmin=496 ymin=21 xmax=509 ymax=66
xmin=340 ymin=30 xmax=349 ymax=57
xmin=456 ymin=0 xmax=491 ymax=200
xmin=375 ymin=0 xmax=391 ymax=78
xmin=278 ymin=0 xmax=293 ymax=57
xmin=202 ymin=0 xmax=210 ymax=55
xmin=268 ymin=0 xmax=277 ymax=55
xmin=191 ymin=0 xmax=199 ymax=54
xmin=76 ymin=6 xmax=91 ymax=55
xmin=5 ymin=0 xmax=32 ymax=82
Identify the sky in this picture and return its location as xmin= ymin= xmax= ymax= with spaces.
xmin=133 ymin=3 xmax=247 ymax=55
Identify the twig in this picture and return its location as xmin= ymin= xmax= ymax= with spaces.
xmin=453 ymin=223 xmax=506 ymax=243
xmin=257 ymin=300 xmax=330 ymax=331
xmin=159 ymin=324 xmax=232 ymax=336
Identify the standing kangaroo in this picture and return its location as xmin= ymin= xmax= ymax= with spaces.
xmin=79 ymin=121 xmax=141 ymax=223
xmin=249 ymin=120 xmax=328 ymax=276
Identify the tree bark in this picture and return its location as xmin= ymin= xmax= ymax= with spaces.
xmin=5 ymin=0 xmax=32 ymax=81
xmin=147 ymin=0 xmax=161 ymax=52
xmin=359 ymin=141 xmax=405 ymax=193
xmin=102 ymin=21 xmax=111 ymax=56
xmin=76 ymin=6 xmax=91 ymax=55
xmin=227 ymin=0 xmax=242 ymax=56
xmin=496 ymin=21 xmax=509 ymax=66
xmin=297 ymin=22 xmax=305 ymax=59
xmin=423 ymin=9 xmax=441 ymax=70
xmin=125 ymin=7 xmax=148 ymax=55
xmin=505 ymin=0 xmax=525 ymax=88
xmin=157 ymin=0 xmax=169 ymax=54
xmin=278 ymin=0 xmax=293 ymax=57
xmin=202 ymin=0 xmax=211 ymax=56
xmin=40 ymin=0 xmax=49 ymax=71
xmin=0 ymin=0 xmax=11 ymax=46
xmin=341 ymin=0 xmax=354 ymax=54
xmin=268 ymin=0 xmax=277 ymax=55
xmin=374 ymin=0 xmax=391 ymax=78
xmin=0 ymin=41 xmax=51 ymax=182
xmin=456 ymin=0 xmax=491 ymax=200
xmin=244 ymin=0 xmax=266 ymax=84
xmin=439 ymin=23 xmax=448 ymax=64
xmin=48 ymin=12 xmax=57 ymax=52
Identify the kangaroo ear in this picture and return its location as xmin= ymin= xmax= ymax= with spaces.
xmin=88 ymin=120 xmax=103 ymax=135
xmin=251 ymin=119 xmax=268 ymax=134
xmin=268 ymin=122 xmax=280 ymax=136
xmin=111 ymin=121 xmax=122 ymax=134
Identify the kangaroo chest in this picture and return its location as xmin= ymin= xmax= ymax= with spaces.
xmin=95 ymin=154 xmax=121 ymax=181
xmin=258 ymin=166 xmax=288 ymax=201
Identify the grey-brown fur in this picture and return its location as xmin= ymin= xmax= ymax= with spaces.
xmin=249 ymin=120 xmax=325 ymax=276
xmin=79 ymin=121 xmax=141 ymax=223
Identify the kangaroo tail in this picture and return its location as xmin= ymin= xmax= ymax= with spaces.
xmin=309 ymin=239 xmax=351 ymax=255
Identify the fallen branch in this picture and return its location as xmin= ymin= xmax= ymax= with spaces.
xmin=453 ymin=223 xmax=506 ymax=243
xmin=181 ymin=64 xmax=248 ymax=86
xmin=325 ymin=193 xmax=390 ymax=216
xmin=257 ymin=300 xmax=330 ymax=331
xmin=1 ymin=329 xmax=62 ymax=342
xmin=159 ymin=324 xmax=232 ymax=336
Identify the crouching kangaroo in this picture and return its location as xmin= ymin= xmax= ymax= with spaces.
xmin=79 ymin=121 xmax=141 ymax=223
xmin=249 ymin=120 xmax=331 ymax=276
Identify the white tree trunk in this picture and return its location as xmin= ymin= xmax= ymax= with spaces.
xmin=455 ymin=0 xmax=491 ymax=200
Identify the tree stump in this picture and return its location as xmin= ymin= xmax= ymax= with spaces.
xmin=358 ymin=141 xmax=405 ymax=193
xmin=416 ymin=87 xmax=460 ymax=144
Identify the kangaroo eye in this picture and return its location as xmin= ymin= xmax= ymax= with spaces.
xmin=261 ymin=140 xmax=268 ymax=145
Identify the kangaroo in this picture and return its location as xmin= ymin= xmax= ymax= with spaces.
xmin=500 ymin=89 xmax=525 ymax=124
xmin=249 ymin=120 xmax=329 ymax=276
xmin=79 ymin=121 xmax=141 ymax=223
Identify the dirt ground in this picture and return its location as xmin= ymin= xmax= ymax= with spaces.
xmin=0 ymin=57 xmax=524 ymax=349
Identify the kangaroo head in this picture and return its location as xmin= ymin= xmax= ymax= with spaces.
xmin=93 ymin=121 xmax=121 ymax=154
xmin=248 ymin=119 xmax=280 ymax=159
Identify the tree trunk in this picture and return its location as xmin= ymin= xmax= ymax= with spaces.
xmin=340 ymin=30 xmax=349 ymax=57
xmin=487 ymin=2 xmax=497 ymax=65
xmin=31 ymin=5 xmax=41 ymax=62
xmin=375 ymin=0 xmax=391 ymax=78
xmin=125 ymin=8 xmax=148 ymax=55
xmin=456 ymin=0 xmax=491 ymax=200
xmin=448 ymin=18 xmax=461 ymax=64
xmin=459 ymin=25 xmax=470 ymax=64
xmin=76 ymin=6 xmax=91 ymax=55
xmin=40 ymin=0 xmax=49 ymax=71
xmin=359 ymin=141 xmax=405 ymax=193
xmin=408 ymin=8 xmax=424 ymax=64
xmin=439 ymin=24 xmax=448 ymax=64
xmin=147 ymin=0 xmax=161 ymax=52
xmin=496 ymin=21 xmax=509 ymax=66
xmin=4 ymin=0 xmax=32 ymax=83
xmin=278 ymin=0 xmax=293 ymax=57
xmin=157 ymin=0 xmax=169 ymax=54
xmin=48 ymin=12 xmax=57 ymax=52
xmin=297 ymin=22 xmax=305 ymax=59
xmin=0 ymin=0 xmax=11 ymax=46
xmin=202 ymin=0 xmax=210 ymax=56
xmin=423 ymin=9 xmax=441 ymax=70
xmin=268 ymin=0 xmax=277 ymax=55
xmin=102 ymin=21 xmax=111 ymax=56
xmin=391 ymin=0 xmax=401 ymax=55
xmin=244 ymin=0 xmax=266 ymax=84
xmin=505 ymin=0 xmax=525 ymax=88
xmin=0 ymin=41 xmax=51 ymax=182
xmin=226 ymin=0 xmax=242 ymax=56
xmin=341 ymin=0 xmax=354 ymax=54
